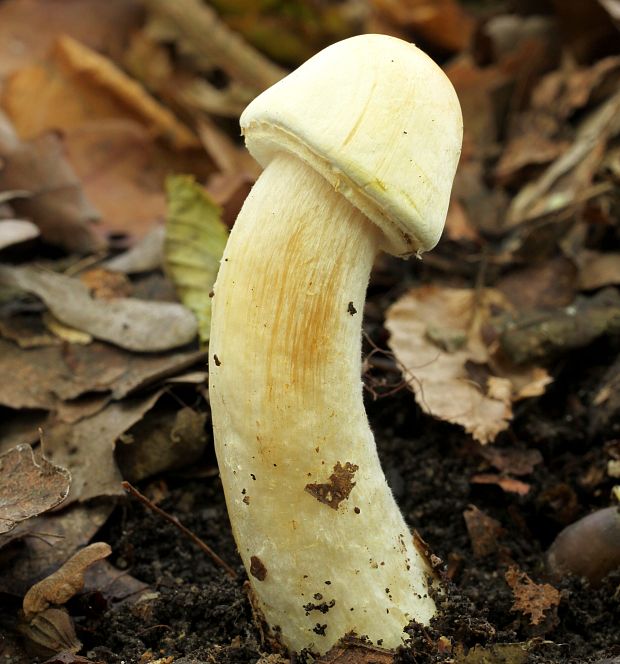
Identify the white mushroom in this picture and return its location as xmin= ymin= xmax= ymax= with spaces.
xmin=209 ymin=34 xmax=462 ymax=654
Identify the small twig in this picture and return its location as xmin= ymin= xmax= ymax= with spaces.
xmin=121 ymin=481 xmax=237 ymax=580
xmin=143 ymin=0 xmax=286 ymax=90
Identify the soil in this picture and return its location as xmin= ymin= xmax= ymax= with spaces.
xmin=54 ymin=261 xmax=620 ymax=664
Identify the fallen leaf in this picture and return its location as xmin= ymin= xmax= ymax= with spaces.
xmin=117 ymin=405 xmax=207 ymax=483
xmin=316 ymin=636 xmax=394 ymax=663
xmin=370 ymin=0 xmax=475 ymax=52
xmin=0 ymin=265 xmax=197 ymax=352
xmin=0 ymin=0 xmax=142 ymax=79
xmin=576 ymin=250 xmax=620 ymax=290
xmin=42 ymin=313 xmax=93 ymax=346
xmin=496 ymin=257 xmax=578 ymax=312
xmin=23 ymin=542 xmax=111 ymax=620
xmin=0 ymin=336 xmax=206 ymax=412
xmin=456 ymin=642 xmax=530 ymax=664
xmin=463 ymin=505 xmax=504 ymax=558
xmin=2 ymin=35 xmax=198 ymax=149
xmin=78 ymin=268 xmax=133 ymax=300
xmin=386 ymin=286 xmax=550 ymax=443
xmin=18 ymin=607 xmax=81 ymax=658
xmin=0 ymin=219 xmax=39 ymax=250
xmin=41 ymin=391 xmax=164 ymax=505
xmin=82 ymin=559 xmax=149 ymax=604
xmin=104 ymin=226 xmax=165 ymax=274
xmin=506 ymin=90 xmax=620 ymax=228
xmin=0 ymin=444 xmax=70 ymax=534
xmin=504 ymin=566 xmax=560 ymax=626
xmin=471 ymin=474 xmax=531 ymax=496
xmin=479 ymin=447 xmax=543 ymax=476
xmin=164 ymin=175 xmax=229 ymax=344
xmin=0 ymin=502 xmax=113 ymax=597
xmin=0 ymin=311 xmax=60 ymax=349
xmin=63 ymin=120 xmax=213 ymax=243
xmin=0 ymin=114 xmax=103 ymax=253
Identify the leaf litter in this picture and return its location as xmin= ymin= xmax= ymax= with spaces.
xmin=1 ymin=0 xmax=620 ymax=662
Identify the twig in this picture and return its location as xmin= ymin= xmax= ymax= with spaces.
xmin=143 ymin=0 xmax=286 ymax=90
xmin=121 ymin=481 xmax=237 ymax=580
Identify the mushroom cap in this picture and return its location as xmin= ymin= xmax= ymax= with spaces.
xmin=240 ymin=34 xmax=463 ymax=256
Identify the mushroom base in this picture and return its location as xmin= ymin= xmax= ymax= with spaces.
xmin=209 ymin=154 xmax=436 ymax=654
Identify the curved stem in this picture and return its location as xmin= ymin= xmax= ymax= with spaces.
xmin=209 ymin=153 xmax=435 ymax=654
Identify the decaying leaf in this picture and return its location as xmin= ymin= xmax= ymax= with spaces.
xmin=104 ymin=225 xmax=165 ymax=274
xmin=2 ymin=35 xmax=198 ymax=149
xmin=0 ymin=444 xmax=70 ymax=534
xmin=0 ymin=0 xmax=142 ymax=79
xmin=0 ymin=264 xmax=197 ymax=352
xmin=0 ymin=336 xmax=206 ymax=412
xmin=506 ymin=90 xmax=620 ymax=228
xmin=23 ymin=541 xmax=111 ymax=620
xmin=0 ymin=114 xmax=102 ymax=253
xmin=470 ymin=474 xmax=531 ymax=496
xmin=315 ymin=636 xmax=394 ymax=663
xmin=18 ymin=607 xmax=81 ymax=657
xmin=370 ymin=0 xmax=475 ymax=52
xmin=0 ymin=501 xmax=113 ymax=596
xmin=505 ymin=566 xmax=560 ymax=626
xmin=479 ymin=446 xmax=543 ymax=477
xmin=455 ymin=642 xmax=530 ymax=664
xmin=463 ymin=505 xmax=504 ymax=558
xmin=41 ymin=391 xmax=164 ymax=505
xmin=116 ymin=405 xmax=207 ymax=483
xmin=386 ymin=286 xmax=551 ymax=443
xmin=164 ymin=175 xmax=229 ymax=343
xmin=0 ymin=219 xmax=39 ymax=250
xmin=576 ymin=250 xmax=620 ymax=290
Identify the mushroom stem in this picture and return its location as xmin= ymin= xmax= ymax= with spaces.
xmin=210 ymin=153 xmax=435 ymax=653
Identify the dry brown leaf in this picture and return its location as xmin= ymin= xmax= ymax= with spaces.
xmin=576 ymin=250 xmax=620 ymax=290
xmin=495 ymin=133 xmax=570 ymax=187
xmin=0 ymin=311 xmax=60 ymax=349
xmin=386 ymin=286 xmax=550 ymax=443
xmin=116 ymin=406 xmax=207 ymax=483
xmin=79 ymin=268 xmax=133 ymax=300
xmin=0 ymin=336 xmax=206 ymax=412
xmin=2 ymin=35 xmax=198 ymax=149
xmin=41 ymin=391 xmax=164 ymax=505
xmin=18 ymin=607 xmax=81 ymax=657
xmin=0 ymin=0 xmax=142 ymax=79
xmin=0 ymin=115 xmax=103 ymax=253
xmin=23 ymin=542 xmax=111 ymax=620
xmin=496 ymin=257 xmax=578 ymax=312
xmin=0 ymin=502 xmax=113 ymax=597
xmin=470 ymin=474 xmax=531 ymax=496
xmin=0 ymin=265 xmax=197 ymax=352
xmin=370 ymin=0 xmax=475 ymax=52
xmin=316 ymin=637 xmax=394 ymax=664
xmin=479 ymin=447 xmax=543 ymax=477
xmin=505 ymin=566 xmax=560 ymax=626
xmin=463 ymin=505 xmax=504 ymax=558
xmin=507 ymin=90 xmax=620 ymax=228
xmin=104 ymin=226 xmax=165 ymax=274
xmin=0 ymin=444 xmax=70 ymax=534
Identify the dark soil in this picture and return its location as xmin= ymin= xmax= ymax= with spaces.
xmin=67 ymin=264 xmax=620 ymax=664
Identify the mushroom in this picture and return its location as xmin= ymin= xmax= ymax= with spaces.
xmin=209 ymin=34 xmax=462 ymax=654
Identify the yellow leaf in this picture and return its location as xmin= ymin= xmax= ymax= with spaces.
xmin=164 ymin=175 xmax=228 ymax=344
